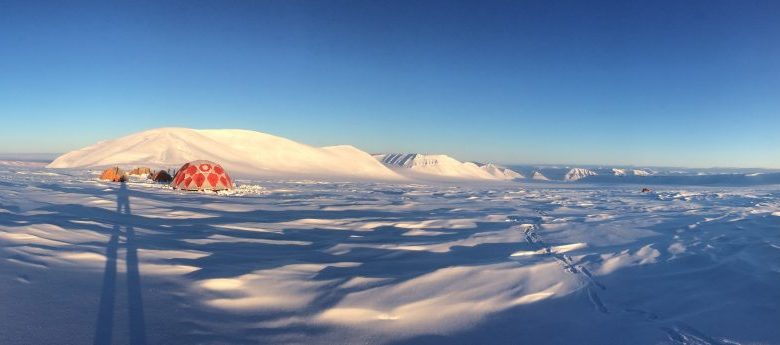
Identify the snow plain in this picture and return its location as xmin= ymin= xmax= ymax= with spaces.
xmin=1 ymin=165 xmax=779 ymax=344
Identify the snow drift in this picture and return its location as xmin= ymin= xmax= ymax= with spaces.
xmin=374 ymin=153 xmax=522 ymax=181
xmin=47 ymin=128 xmax=404 ymax=180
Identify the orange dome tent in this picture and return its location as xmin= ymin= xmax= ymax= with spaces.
xmin=99 ymin=167 xmax=126 ymax=182
xmin=171 ymin=160 xmax=233 ymax=191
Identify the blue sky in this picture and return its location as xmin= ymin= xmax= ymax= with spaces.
xmin=1 ymin=0 xmax=778 ymax=168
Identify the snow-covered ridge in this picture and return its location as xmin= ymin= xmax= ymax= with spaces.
xmin=47 ymin=128 xmax=404 ymax=180
xmin=511 ymin=167 xmax=654 ymax=182
xmin=531 ymin=171 xmax=550 ymax=181
xmin=47 ymin=128 xmax=525 ymax=182
xmin=612 ymin=168 xmax=651 ymax=176
xmin=375 ymin=153 xmax=522 ymax=181
xmin=564 ymin=168 xmax=598 ymax=181
xmin=479 ymin=163 xmax=525 ymax=180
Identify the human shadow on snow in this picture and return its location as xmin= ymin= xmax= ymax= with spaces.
xmin=93 ymin=182 xmax=147 ymax=345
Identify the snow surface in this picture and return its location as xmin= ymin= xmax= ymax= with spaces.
xmin=47 ymin=128 xmax=405 ymax=181
xmin=374 ymin=153 xmax=522 ymax=181
xmin=2 ymin=166 xmax=779 ymax=344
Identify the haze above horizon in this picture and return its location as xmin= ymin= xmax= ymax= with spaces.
xmin=1 ymin=0 xmax=778 ymax=168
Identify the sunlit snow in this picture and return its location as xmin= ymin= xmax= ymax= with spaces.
xmin=1 ymin=165 xmax=779 ymax=344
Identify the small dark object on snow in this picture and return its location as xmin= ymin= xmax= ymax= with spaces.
xmin=150 ymin=170 xmax=173 ymax=183
xmin=641 ymin=188 xmax=652 ymax=193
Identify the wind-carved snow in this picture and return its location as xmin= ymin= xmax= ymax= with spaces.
xmin=47 ymin=128 xmax=404 ymax=180
xmin=374 ymin=153 xmax=522 ymax=181
xmin=1 ymin=166 xmax=779 ymax=344
xmin=564 ymin=168 xmax=598 ymax=181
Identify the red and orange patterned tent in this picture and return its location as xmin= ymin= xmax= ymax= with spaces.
xmin=171 ymin=160 xmax=233 ymax=191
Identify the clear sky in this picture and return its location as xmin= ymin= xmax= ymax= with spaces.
xmin=1 ymin=0 xmax=778 ymax=168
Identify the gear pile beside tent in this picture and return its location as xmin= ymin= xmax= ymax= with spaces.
xmin=171 ymin=160 xmax=233 ymax=191
xmin=99 ymin=166 xmax=171 ymax=184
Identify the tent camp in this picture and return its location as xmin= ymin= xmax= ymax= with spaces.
xmin=171 ymin=160 xmax=233 ymax=191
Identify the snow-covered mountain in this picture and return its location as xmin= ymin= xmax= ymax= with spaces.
xmin=374 ymin=153 xmax=521 ymax=181
xmin=47 ymin=128 xmax=404 ymax=180
xmin=531 ymin=171 xmax=550 ymax=181
xmin=611 ymin=168 xmax=651 ymax=176
xmin=478 ymin=163 xmax=525 ymax=180
xmin=564 ymin=168 xmax=598 ymax=181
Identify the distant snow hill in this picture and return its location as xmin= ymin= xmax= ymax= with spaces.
xmin=47 ymin=128 xmax=405 ymax=180
xmin=374 ymin=153 xmax=523 ymax=181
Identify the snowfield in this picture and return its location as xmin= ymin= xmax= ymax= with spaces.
xmin=1 ymin=166 xmax=779 ymax=344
